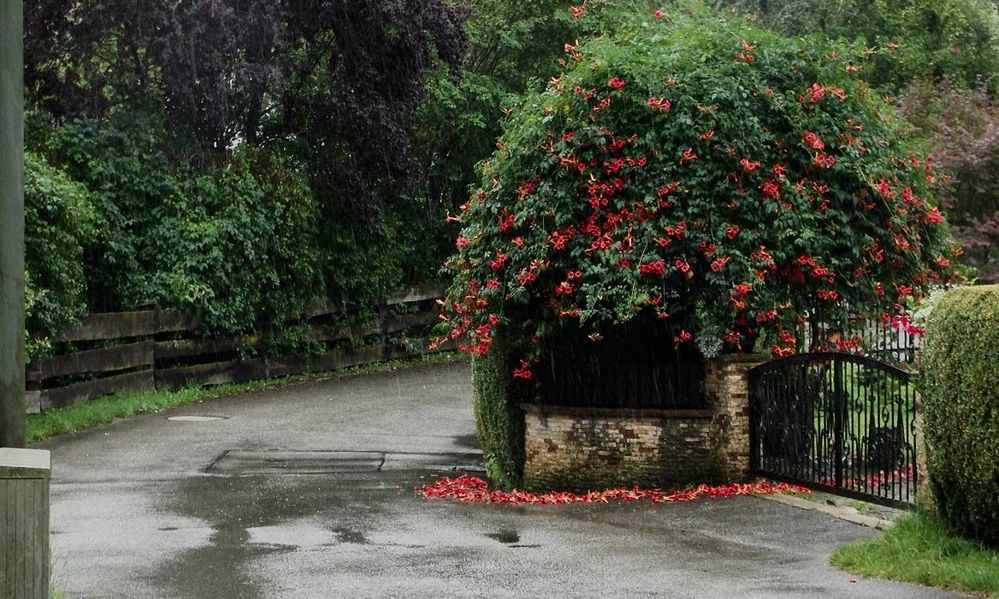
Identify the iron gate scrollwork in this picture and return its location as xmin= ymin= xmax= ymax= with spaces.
xmin=749 ymin=352 xmax=917 ymax=507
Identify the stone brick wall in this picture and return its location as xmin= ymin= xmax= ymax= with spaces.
xmin=522 ymin=405 xmax=713 ymax=491
xmin=522 ymin=354 xmax=766 ymax=491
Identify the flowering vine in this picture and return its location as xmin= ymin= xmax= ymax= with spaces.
xmin=432 ymin=9 xmax=960 ymax=379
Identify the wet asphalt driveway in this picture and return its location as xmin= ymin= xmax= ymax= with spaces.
xmin=38 ymin=360 xmax=964 ymax=598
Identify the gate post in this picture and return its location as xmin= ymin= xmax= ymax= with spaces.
xmin=913 ymin=391 xmax=934 ymax=508
xmin=705 ymin=354 xmax=768 ymax=482
xmin=833 ymin=357 xmax=845 ymax=489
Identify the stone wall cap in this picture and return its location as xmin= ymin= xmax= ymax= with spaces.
xmin=0 ymin=448 xmax=51 ymax=479
xmin=521 ymin=404 xmax=712 ymax=420
xmin=709 ymin=353 xmax=770 ymax=365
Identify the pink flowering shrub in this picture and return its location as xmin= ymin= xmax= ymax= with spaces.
xmin=434 ymin=7 xmax=960 ymax=378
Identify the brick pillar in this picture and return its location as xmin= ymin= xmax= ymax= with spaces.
xmin=705 ymin=354 xmax=768 ymax=482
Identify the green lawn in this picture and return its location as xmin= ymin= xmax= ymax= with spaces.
xmin=28 ymin=352 xmax=463 ymax=444
xmin=831 ymin=510 xmax=999 ymax=598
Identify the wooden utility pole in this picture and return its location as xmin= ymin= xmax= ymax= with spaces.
xmin=0 ymin=0 xmax=25 ymax=448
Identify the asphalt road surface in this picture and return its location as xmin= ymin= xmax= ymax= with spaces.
xmin=38 ymin=360 xmax=965 ymax=598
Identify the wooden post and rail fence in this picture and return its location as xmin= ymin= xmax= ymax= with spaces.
xmin=23 ymin=285 xmax=450 ymax=414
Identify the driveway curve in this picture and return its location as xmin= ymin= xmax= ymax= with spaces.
xmin=39 ymin=360 xmax=963 ymax=598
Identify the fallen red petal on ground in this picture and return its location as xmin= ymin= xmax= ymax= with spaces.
xmin=417 ymin=475 xmax=810 ymax=505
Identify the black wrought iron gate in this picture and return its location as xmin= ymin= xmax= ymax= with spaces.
xmin=749 ymin=352 xmax=917 ymax=507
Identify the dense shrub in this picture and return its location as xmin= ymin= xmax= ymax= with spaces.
xmin=21 ymin=0 xmax=468 ymax=351
xmin=435 ymin=4 xmax=960 ymax=378
xmin=37 ymin=112 xmax=179 ymax=312
xmin=29 ymin=111 xmax=411 ymax=349
xmin=140 ymin=149 xmax=325 ymax=345
xmin=23 ymin=152 xmax=98 ymax=353
xmin=921 ymin=285 xmax=999 ymax=547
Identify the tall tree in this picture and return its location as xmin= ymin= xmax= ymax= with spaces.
xmin=25 ymin=0 xmax=466 ymax=216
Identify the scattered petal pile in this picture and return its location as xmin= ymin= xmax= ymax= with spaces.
xmin=417 ymin=475 xmax=809 ymax=505
xmin=824 ymin=463 xmax=914 ymax=490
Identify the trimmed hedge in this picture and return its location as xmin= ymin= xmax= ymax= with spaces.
xmin=471 ymin=332 xmax=525 ymax=489
xmin=922 ymin=285 xmax=999 ymax=547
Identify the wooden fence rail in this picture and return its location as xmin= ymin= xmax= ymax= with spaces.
xmin=25 ymin=285 xmax=449 ymax=414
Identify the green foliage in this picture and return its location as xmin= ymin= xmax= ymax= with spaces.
xmin=437 ymin=3 xmax=960 ymax=375
xmin=21 ymin=1 xmax=465 ymax=353
xmin=140 ymin=148 xmax=324 ymax=347
xmin=28 ymin=110 xmax=405 ymax=349
xmin=899 ymin=78 xmax=999 ymax=281
xmin=832 ymin=510 xmax=999 ymax=596
xmin=718 ymin=0 xmax=999 ymax=93
xmin=921 ymin=285 xmax=999 ymax=547
xmin=23 ymin=152 xmax=99 ymax=354
xmin=415 ymin=0 xmax=580 ymax=256
xmin=37 ymin=111 xmax=179 ymax=311
xmin=471 ymin=334 xmax=525 ymax=488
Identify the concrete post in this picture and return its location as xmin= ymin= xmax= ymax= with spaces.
xmin=1 ymin=448 xmax=50 ymax=598
xmin=0 ymin=0 xmax=25 ymax=448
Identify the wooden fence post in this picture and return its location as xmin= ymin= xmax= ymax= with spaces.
xmin=379 ymin=303 xmax=390 ymax=362
xmin=23 ymin=285 xmax=447 ymax=412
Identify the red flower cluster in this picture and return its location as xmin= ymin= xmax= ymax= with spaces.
xmin=710 ymin=256 xmax=731 ymax=272
xmin=891 ymin=314 xmax=925 ymax=336
xmin=735 ymin=40 xmax=756 ymax=64
xmin=803 ymin=82 xmax=826 ymax=104
xmin=554 ymin=281 xmax=574 ymax=296
xmin=647 ymin=97 xmax=671 ymax=112
xmin=639 ymin=260 xmax=666 ymax=278
xmin=814 ymin=153 xmax=837 ymax=168
xmin=760 ymin=179 xmax=780 ymax=199
xmin=418 ymin=475 xmax=809 ymax=505
xmin=803 ymin=131 xmax=825 ymax=151
xmin=513 ymin=359 xmax=533 ymax=379
xmin=498 ymin=210 xmax=515 ymax=232
xmin=608 ymin=76 xmax=627 ymax=90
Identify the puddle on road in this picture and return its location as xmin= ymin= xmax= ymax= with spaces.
xmin=151 ymin=450 xmax=487 ymax=597
xmin=334 ymin=527 xmax=369 ymax=545
xmin=453 ymin=433 xmax=481 ymax=450
xmin=247 ymin=518 xmax=336 ymax=548
xmin=485 ymin=529 xmax=520 ymax=544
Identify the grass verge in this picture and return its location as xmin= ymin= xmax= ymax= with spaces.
xmin=831 ymin=510 xmax=999 ymax=598
xmin=28 ymin=351 xmax=465 ymax=444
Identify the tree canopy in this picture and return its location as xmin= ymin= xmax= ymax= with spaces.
xmin=26 ymin=0 xmax=466 ymax=216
